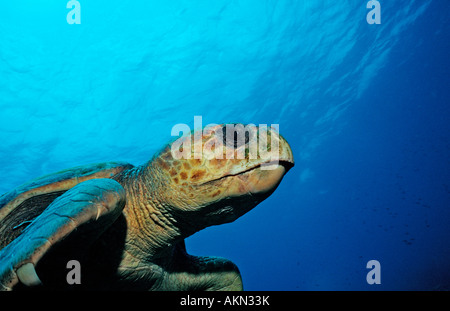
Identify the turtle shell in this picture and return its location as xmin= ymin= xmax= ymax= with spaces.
xmin=0 ymin=162 xmax=132 ymax=250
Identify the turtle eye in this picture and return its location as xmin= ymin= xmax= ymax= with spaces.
xmin=221 ymin=124 xmax=251 ymax=148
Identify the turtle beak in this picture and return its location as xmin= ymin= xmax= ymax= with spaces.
xmin=237 ymin=134 xmax=294 ymax=195
xmin=277 ymin=134 xmax=295 ymax=171
xmin=258 ymin=133 xmax=295 ymax=171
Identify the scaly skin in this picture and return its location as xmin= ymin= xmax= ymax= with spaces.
xmin=0 ymin=124 xmax=293 ymax=290
xmin=104 ymin=124 xmax=294 ymax=290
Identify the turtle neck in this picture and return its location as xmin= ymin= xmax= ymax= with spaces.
xmin=113 ymin=163 xmax=182 ymax=263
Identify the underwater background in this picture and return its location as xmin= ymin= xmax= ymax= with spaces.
xmin=0 ymin=1 xmax=449 ymax=290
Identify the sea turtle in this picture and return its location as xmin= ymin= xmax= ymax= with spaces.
xmin=0 ymin=124 xmax=294 ymax=290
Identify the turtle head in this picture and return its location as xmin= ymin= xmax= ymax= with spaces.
xmin=150 ymin=123 xmax=294 ymax=235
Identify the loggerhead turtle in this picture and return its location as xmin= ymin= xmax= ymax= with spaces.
xmin=0 ymin=124 xmax=294 ymax=290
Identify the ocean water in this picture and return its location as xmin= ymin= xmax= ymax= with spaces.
xmin=0 ymin=0 xmax=449 ymax=290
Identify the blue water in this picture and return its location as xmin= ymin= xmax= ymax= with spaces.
xmin=1 ymin=1 xmax=449 ymax=290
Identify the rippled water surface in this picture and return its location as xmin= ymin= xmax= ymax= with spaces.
xmin=1 ymin=1 xmax=449 ymax=290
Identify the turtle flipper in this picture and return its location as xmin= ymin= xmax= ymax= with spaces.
xmin=176 ymin=255 xmax=243 ymax=291
xmin=165 ymin=241 xmax=244 ymax=291
xmin=0 ymin=179 xmax=126 ymax=290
